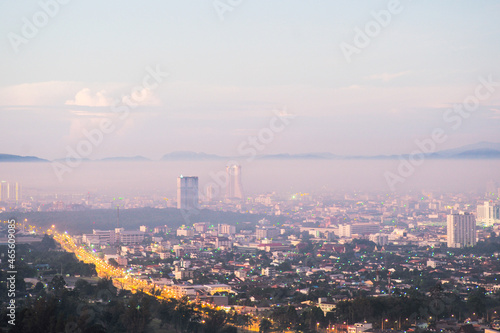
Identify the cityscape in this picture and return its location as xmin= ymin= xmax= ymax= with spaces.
xmin=1 ymin=1 xmax=500 ymax=333
xmin=1 ymin=169 xmax=500 ymax=332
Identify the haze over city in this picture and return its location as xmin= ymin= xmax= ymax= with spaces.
xmin=1 ymin=1 xmax=500 ymax=333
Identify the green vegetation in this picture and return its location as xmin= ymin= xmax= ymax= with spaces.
xmin=14 ymin=207 xmax=289 ymax=234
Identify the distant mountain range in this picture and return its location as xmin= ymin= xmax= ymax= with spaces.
xmin=425 ymin=141 xmax=500 ymax=159
xmin=161 ymin=151 xmax=223 ymax=161
xmin=99 ymin=155 xmax=150 ymax=162
xmin=2 ymin=142 xmax=500 ymax=162
xmin=0 ymin=154 xmax=48 ymax=162
xmin=152 ymin=142 xmax=500 ymax=160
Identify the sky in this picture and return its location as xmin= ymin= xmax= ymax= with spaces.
xmin=1 ymin=0 xmax=500 ymax=160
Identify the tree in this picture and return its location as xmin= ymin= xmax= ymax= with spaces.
xmin=157 ymin=300 xmax=176 ymax=327
xmin=229 ymin=312 xmax=253 ymax=328
xmin=48 ymin=275 xmax=66 ymax=294
xmin=97 ymin=277 xmax=117 ymax=295
xmin=108 ymin=258 xmax=119 ymax=268
xmin=286 ymin=305 xmax=299 ymax=329
xmin=467 ymin=287 xmax=487 ymax=317
xmin=259 ymin=318 xmax=273 ymax=333
xmin=173 ymin=297 xmax=200 ymax=332
xmin=220 ymin=326 xmax=238 ymax=333
xmin=277 ymin=261 xmax=292 ymax=272
xmin=40 ymin=234 xmax=56 ymax=250
xmin=33 ymin=281 xmax=44 ymax=293
xmin=430 ymin=282 xmax=444 ymax=298
xmin=74 ymin=279 xmax=94 ymax=296
xmin=122 ymin=295 xmax=152 ymax=333
xmin=301 ymin=306 xmax=325 ymax=331
xmin=204 ymin=308 xmax=229 ymax=333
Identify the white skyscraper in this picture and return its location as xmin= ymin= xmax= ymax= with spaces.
xmin=13 ymin=182 xmax=21 ymax=202
xmin=477 ymin=201 xmax=500 ymax=226
xmin=0 ymin=181 xmax=9 ymax=201
xmin=226 ymin=164 xmax=244 ymax=199
xmin=206 ymin=183 xmax=217 ymax=202
xmin=0 ymin=181 xmax=21 ymax=202
xmin=447 ymin=212 xmax=476 ymax=248
xmin=218 ymin=224 xmax=236 ymax=235
xmin=476 ymin=201 xmax=500 ymax=225
xmin=177 ymin=176 xmax=198 ymax=210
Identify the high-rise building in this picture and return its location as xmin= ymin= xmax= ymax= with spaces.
xmin=369 ymin=233 xmax=389 ymax=246
xmin=225 ymin=164 xmax=244 ymax=199
xmin=477 ymin=201 xmax=500 ymax=226
xmin=13 ymin=182 xmax=21 ymax=202
xmin=193 ymin=222 xmax=209 ymax=233
xmin=262 ymin=267 xmax=276 ymax=277
xmin=447 ymin=212 xmax=476 ymax=248
xmin=177 ymin=176 xmax=198 ymax=209
xmin=92 ymin=229 xmax=115 ymax=244
xmin=215 ymin=236 xmax=231 ymax=249
xmin=0 ymin=181 xmax=9 ymax=201
xmin=206 ymin=184 xmax=217 ymax=201
xmin=256 ymin=226 xmax=279 ymax=240
xmin=118 ymin=230 xmax=145 ymax=244
xmin=84 ymin=228 xmax=144 ymax=245
xmin=176 ymin=225 xmax=195 ymax=237
xmin=337 ymin=223 xmax=381 ymax=238
xmin=218 ymin=224 xmax=236 ymax=235
xmin=0 ymin=181 xmax=21 ymax=202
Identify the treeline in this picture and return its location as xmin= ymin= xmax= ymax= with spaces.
xmin=0 ymin=237 xmax=96 ymax=304
xmin=0 ymin=276 xmax=144 ymax=332
xmin=450 ymin=233 xmax=500 ymax=255
xmin=22 ymin=235 xmax=96 ymax=277
xmin=13 ymin=207 xmax=289 ymax=234
xmin=332 ymin=285 xmax=500 ymax=329
xmin=260 ymin=305 xmax=327 ymax=332
xmin=256 ymin=284 xmax=500 ymax=332
xmin=0 ymin=275 xmax=249 ymax=333
xmin=2 ymin=235 xmax=97 ymax=279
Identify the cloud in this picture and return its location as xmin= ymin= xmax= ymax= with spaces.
xmin=121 ymin=87 xmax=161 ymax=106
xmin=65 ymin=88 xmax=114 ymax=107
xmin=66 ymin=86 xmax=161 ymax=108
xmin=365 ymin=71 xmax=411 ymax=82
xmin=0 ymin=81 xmax=80 ymax=106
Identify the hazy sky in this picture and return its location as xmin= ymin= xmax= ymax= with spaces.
xmin=1 ymin=0 xmax=500 ymax=160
